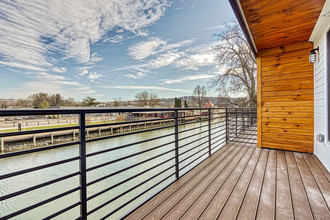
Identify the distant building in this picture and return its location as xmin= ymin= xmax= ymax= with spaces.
xmin=204 ymin=100 xmax=214 ymax=108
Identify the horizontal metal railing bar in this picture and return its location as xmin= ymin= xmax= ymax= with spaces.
xmin=178 ymin=118 xmax=208 ymax=126
xmin=230 ymin=136 xmax=257 ymax=141
xmin=178 ymin=115 xmax=209 ymax=120
xmin=87 ymin=166 xmax=176 ymax=216
xmin=178 ymin=135 xmax=209 ymax=151
xmin=87 ymin=149 xmax=175 ymax=187
xmin=179 ymin=145 xmax=209 ymax=164
xmin=227 ymin=127 xmax=257 ymax=133
xmin=227 ymin=110 xmax=257 ymax=113
xmin=178 ymin=129 xmax=208 ymax=142
xmin=211 ymin=139 xmax=226 ymax=148
xmin=0 ymin=187 xmax=81 ymax=220
xmin=100 ymin=172 xmax=176 ymax=220
xmin=85 ymin=124 xmax=175 ymax=143
xmin=211 ymin=121 xmax=226 ymax=127
xmin=177 ymin=124 xmax=209 ymax=134
xmin=227 ymin=120 xmax=255 ymax=124
xmin=85 ymin=117 xmax=175 ymax=129
xmin=210 ymin=132 xmax=225 ymax=141
xmin=0 ymin=125 xmax=80 ymax=138
xmin=179 ymin=149 xmax=209 ymax=172
xmin=87 ymin=155 xmax=176 ymax=201
xmin=231 ymin=140 xmax=257 ymax=144
xmin=0 ymin=141 xmax=80 ymax=159
xmin=0 ymin=107 xmax=233 ymax=116
xmin=86 ymin=141 xmax=175 ymax=172
xmin=0 ymin=156 xmax=80 ymax=180
xmin=211 ymin=116 xmax=226 ymax=120
xmin=211 ymin=144 xmax=225 ymax=153
xmin=43 ymin=201 xmax=81 ymax=220
xmin=211 ymin=127 xmax=226 ymax=136
xmin=0 ymin=171 xmax=80 ymax=201
xmin=211 ymin=124 xmax=226 ymax=131
xmin=86 ymin=132 xmax=175 ymax=158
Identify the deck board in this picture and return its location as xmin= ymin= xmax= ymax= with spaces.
xmin=237 ymin=148 xmax=268 ymax=220
xmin=285 ymin=151 xmax=314 ymax=219
xmin=294 ymin=152 xmax=330 ymax=219
xmin=256 ymin=149 xmax=276 ymax=220
xmin=199 ymin=147 xmax=255 ymax=219
xmin=276 ymin=150 xmax=294 ymax=220
xmin=125 ymin=142 xmax=330 ymax=220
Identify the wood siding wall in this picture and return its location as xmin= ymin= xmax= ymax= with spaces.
xmin=313 ymin=27 xmax=330 ymax=170
xmin=258 ymin=41 xmax=314 ymax=153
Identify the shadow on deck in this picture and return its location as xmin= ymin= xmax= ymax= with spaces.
xmin=126 ymin=132 xmax=330 ymax=220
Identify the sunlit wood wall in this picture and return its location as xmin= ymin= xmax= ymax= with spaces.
xmin=257 ymin=41 xmax=314 ymax=153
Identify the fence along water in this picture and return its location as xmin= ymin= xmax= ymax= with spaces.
xmin=0 ymin=107 xmax=256 ymax=219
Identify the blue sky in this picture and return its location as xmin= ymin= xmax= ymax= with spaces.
xmin=0 ymin=0 xmax=234 ymax=101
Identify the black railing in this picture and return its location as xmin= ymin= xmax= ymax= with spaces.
xmin=0 ymin=107 xmax=256 ymax=220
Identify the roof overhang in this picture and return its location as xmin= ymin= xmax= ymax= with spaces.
xmin=310 ymin=0 xmax=330 ymax=42
xmin=229 ymin=0 xmax=326 ymax=55
xmin=229 ymin=0 xmax=257 ymax=57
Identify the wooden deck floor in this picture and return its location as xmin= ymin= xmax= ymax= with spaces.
xmin=126 ymin=142 xmax=330 ymax=220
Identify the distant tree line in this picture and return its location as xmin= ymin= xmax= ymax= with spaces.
xmin=28 ymin=93 xmax=79 ymax=109
xmin=135 ymin=91 xmax=159 ymax=107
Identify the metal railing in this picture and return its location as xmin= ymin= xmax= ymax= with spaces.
xmin=0 ymin=107 xmax=256 ymax=220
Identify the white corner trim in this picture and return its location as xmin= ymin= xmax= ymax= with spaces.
xmin=310 ymin=0 xmax=330 ymax=42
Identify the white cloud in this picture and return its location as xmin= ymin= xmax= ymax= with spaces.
xmin=161 ymin=74 xmax=217 ymax=84
xmin=149 ymin=51 xmax=182 ymax=68
xmin=0 ymin=0 xmax=169 ymax=72
xmin=88 ymin=72 xmax=102 ymax=82
xmin=124 ymin=40 xmax=216 ymax=74
xmin=125 ymin=72 xmax=147 ymax=79
xmin=78 ymin=69 xmax=89 ymax=76
xmin=175 ymin=52 xmax=215 ymax=70
xmin=52 ymin=67 xmax=67 ymax=73
xmin=128 ymin=38 xmax=167 ymax=60
xmin=100 ymin=85 xmax=190 ymax=93
xmin=128 ymin=38 xmax=194 ymax=60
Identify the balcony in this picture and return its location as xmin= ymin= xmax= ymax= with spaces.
xmin=0 ymin=108 xmax=329 ymax=219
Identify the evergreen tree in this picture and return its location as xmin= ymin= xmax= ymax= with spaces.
xmin=184 ymin=100 xmax=188 ymax=108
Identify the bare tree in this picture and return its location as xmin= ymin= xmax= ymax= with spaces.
xmin=192 ymin=85 xmax=207 ymax=107
xmin=211 ymin=21 xmax=257 ymax=108
xmin=148 ymin=92 xmax=160 ymax=107
xmin=135 ymin=91 xmax=159 ymax=107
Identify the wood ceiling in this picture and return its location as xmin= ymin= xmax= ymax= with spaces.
xmin=239 ymin=0 xmax=326 ymax=51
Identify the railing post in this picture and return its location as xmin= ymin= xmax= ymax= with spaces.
xmin=208 ymin=109 xmax=212 ymax=156
xmin=0 ymin=137 xmax=4 ymax=153
xmin=225 ymin=108 xmax=228 ymax=144
xmin=79 ymin=112 xmax=87 ymax=220
xmin=174 ymin=110 xmax=179 ymax=179
xmin=235 ymin=108 xmax=238 ymax=137
xmin=242 ymin=108 xmax=245 ymax=132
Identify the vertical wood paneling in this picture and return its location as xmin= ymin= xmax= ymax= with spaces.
xmin=259 ymin=41 xmax=314 ymax=153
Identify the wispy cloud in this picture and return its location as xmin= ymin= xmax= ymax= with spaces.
xmin=128 ymin=37 xmax=167 ymax=60
xmin=125 ymin=72 xmax=147 ymax=79
xmin=0 ymin=0 xmax=170 ymax=73
xmin=100 ymin=85 xmax=190 ymax=93
xmin=161 ymin=74 xmax=217 ymax=84
xmin=128 ymin=38 xmax=194 ymax=60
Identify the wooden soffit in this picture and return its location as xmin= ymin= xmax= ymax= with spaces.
xmin=235 ymin=0 xmax=326 ymax=52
